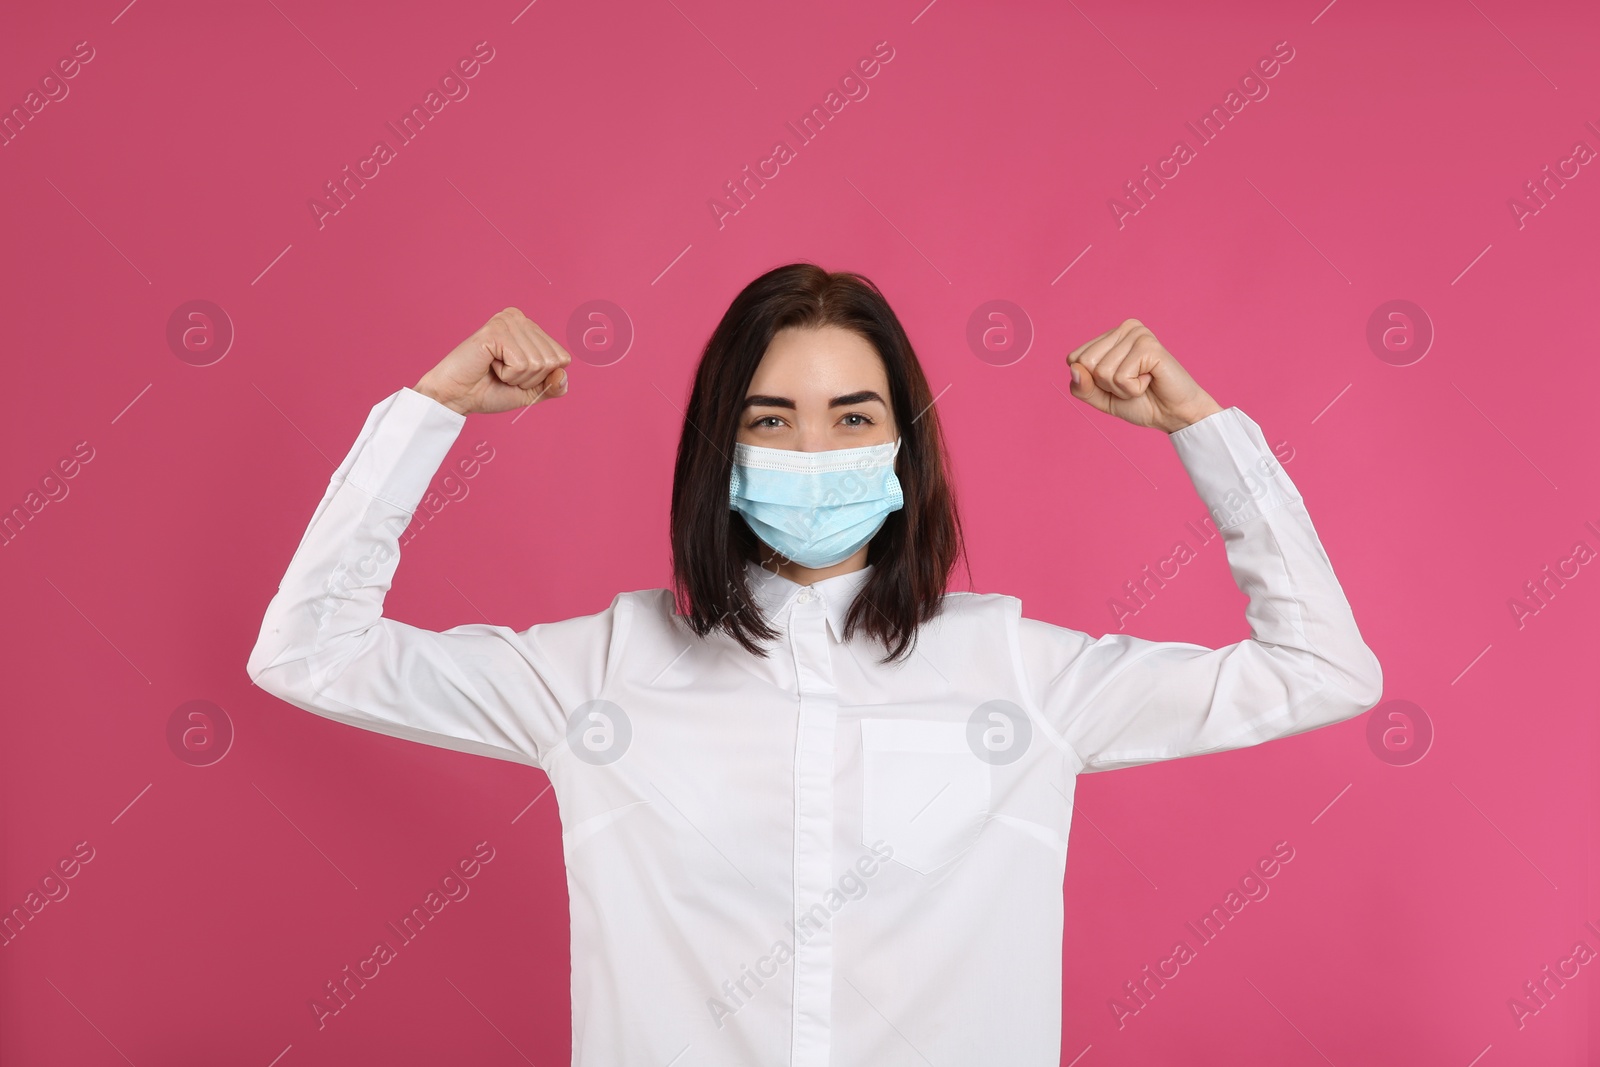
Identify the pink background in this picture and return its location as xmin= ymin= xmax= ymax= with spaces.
xmin=3 ymin=0 xmax=1597 ymax=1063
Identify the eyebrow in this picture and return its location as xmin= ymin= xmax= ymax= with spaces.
xmin=740 ymin=390 xmax=887 ymax=411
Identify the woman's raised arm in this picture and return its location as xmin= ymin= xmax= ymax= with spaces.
xmin=245 ymin=310 xmax=620 ymax=767
xmin=1015 ymin=404 xmax=1383 ymax=774
xmin=1012 ymin=319 xmax=1382 ymax=774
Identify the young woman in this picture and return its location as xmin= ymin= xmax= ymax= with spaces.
xmin=248 ymin=262 xmax=1382 ymax=1066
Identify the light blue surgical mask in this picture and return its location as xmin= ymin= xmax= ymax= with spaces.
xmin=729 ymin=438 xmax=904 ymax=569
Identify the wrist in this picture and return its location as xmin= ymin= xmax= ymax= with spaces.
xmin=1163 ymin=396 xmax=1224 ymax=434
xmin=413 ymin=377 xmax=470 ymax=416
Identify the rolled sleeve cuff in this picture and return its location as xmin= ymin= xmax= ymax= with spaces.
xmin=344 ymin=387 xmax=469 ymax=512
xmin=1168 ymin=406 xmax=1301 ymax=530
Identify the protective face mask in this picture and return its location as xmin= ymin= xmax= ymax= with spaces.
xmin=729 ymin=438 xmax=904 ymax=569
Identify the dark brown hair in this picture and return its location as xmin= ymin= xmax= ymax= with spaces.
xmin=669 ymin=261 xmax=969 ymax=663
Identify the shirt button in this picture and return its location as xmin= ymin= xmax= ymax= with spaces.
xmin=796 ymin=589 xmax=815 ymax=603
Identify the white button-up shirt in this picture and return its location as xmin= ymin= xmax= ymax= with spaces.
xmin=248 ymin=386 xmax=1383 ymax=1066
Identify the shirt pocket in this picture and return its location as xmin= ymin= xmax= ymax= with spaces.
xmin=859 ymin=718 xmax=991 ymax=875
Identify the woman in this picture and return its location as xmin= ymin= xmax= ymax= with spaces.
xmin=248 ymin=262 xmax=1382 ymax=1065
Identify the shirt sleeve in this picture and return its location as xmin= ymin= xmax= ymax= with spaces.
xmin=246 ymin=386 xmax=626 ymax=769
xmin=1014 ymin=406 xmax=1384 ymax=775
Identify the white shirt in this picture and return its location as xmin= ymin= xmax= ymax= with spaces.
xmin=248 ymin=386 xmax=1383 ymax=1066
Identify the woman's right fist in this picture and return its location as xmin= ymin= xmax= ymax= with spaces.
xmin=414 ymin=308 xmax=572 ymax=416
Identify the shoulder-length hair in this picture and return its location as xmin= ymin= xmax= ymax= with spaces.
xmin=669 ymin=261 xmax=969 ymax=664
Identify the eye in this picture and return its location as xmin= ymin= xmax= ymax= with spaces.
xmin=841 ymin=413 xmax=875 ymax=427
xmin=750 ymin=415 xmax=785 ymax=429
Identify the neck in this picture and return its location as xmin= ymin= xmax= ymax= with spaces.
xmin=756 ymin=545 xmax=871 ymax=585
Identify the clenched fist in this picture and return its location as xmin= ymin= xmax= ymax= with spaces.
xmin=1065 ymin=319 xmax=1223 ymax=434
xmin=414 ymin=308 xmax=573 ymax=416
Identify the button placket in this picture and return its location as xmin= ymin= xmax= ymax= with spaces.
xmin=787 ymin=593 xmax=838 ymax=1067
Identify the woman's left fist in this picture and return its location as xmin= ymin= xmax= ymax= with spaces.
xmin=1066 ymin=318 xmax=1223 ymax=434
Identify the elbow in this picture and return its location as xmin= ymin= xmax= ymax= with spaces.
xmin=247 ymin=618 xmax=367 ymax=706
xmin=1344 ymin=643 xmax=1385 ymax=715
xmin=1356 ymin=646 xmax=1382 ymax=713
xmin=246 ymin=646 xmax=277 ymax=694
xmin=1298 ymin=642 xmax=1383 ymax=730
xmin=246 ymin=645 xmax=317 ymax=709
xmin=246 ymin=626 xmax=293 ymax=695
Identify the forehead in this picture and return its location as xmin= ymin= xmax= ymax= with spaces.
xmin=746 ymin=325 xmax=887 ymax=396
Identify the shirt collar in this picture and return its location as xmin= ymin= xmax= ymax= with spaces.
xmin=742 ymin=558 xmax=874 ymax=643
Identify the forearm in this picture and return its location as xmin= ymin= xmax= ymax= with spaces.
xmin=1170 ymin=407 xmax=1383 ymax=719
xmin=247 ymin=388 xmax=466 ymax=695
